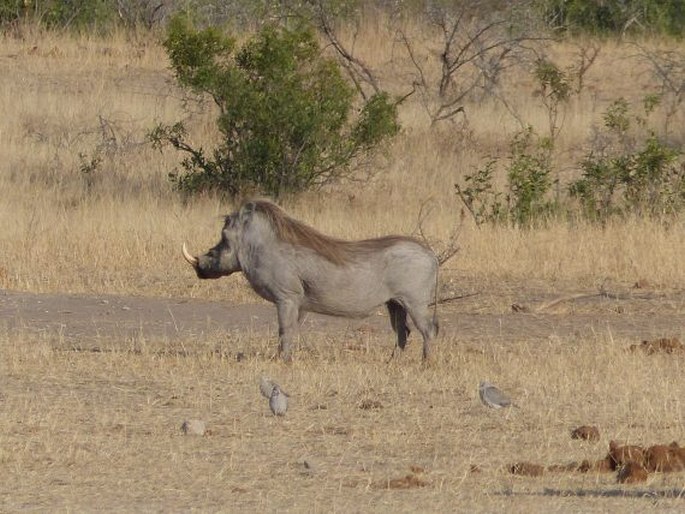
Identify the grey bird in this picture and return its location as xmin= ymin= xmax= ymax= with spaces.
xmin=260 ymin=376 xmax=277 ymax=399
xmin=269 ymin=385 xmax=288 ymax=416
xmin=478 ymin=381 xmax=516 ymax=409
xmin=260 ymin=375 xmax=289 ymax=400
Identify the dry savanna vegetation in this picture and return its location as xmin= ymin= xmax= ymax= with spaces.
xmin=1 ymin=10 xmax=685 ymax=513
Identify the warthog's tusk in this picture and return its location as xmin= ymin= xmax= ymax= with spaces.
xmin=182 ymin=242 xmax=199 ymax=267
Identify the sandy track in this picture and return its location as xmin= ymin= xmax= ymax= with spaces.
xmin=1 ymin=288 xmax=681 ymax=348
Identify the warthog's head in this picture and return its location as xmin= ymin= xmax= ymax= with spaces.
xmin=182 ymin=214 xmax=242 ymax=279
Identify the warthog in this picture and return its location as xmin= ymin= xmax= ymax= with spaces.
xmin=182 ymin=200 xmax=439 ymax=361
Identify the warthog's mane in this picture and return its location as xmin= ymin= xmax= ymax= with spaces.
xmin=249 ymin=200 xmax=425 ymax=266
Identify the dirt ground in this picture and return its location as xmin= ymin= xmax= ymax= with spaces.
xmin=1 ymin=283 xmax=683 ymax=352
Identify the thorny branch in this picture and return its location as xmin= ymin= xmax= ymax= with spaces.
xmin=414 ymin=199 xmax=462 ymax=267
xmin=313 ymin=1 xmax=380 ymax=100
xmin=396 ymin=6 xmax=545 ymax=126
xmin=632 ymin=42 xmax=685 ymax=134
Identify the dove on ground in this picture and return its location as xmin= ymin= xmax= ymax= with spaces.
xmin=478 ymin=381 xmax=516 ymax=409
xmin=269 ymin=385 xmax=288 ymax=416
xmin=260 ymin=375 xmax=289 ymax=399
xmin=260 ymin=376 xmax=277 ymax=399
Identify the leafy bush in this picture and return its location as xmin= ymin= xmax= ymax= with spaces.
xmin=0 ymin=0 xmax=116 ymax=30
xmin=150 ymin=16 xmax=399 ymax=199
xmin=454 ymin=160 xmax=505 ymax=226
xmin=456 ymin=127 xmax=557 ymax=228
xmin=541 ymin=0 xmax=685 ymax=37
xmin=569 ymin=97 xmax=684 ymax=220
xmin=456 ymin=58 xmax=565 ymax=228
xmin=506 ymin=128 xmax=557 ymax=226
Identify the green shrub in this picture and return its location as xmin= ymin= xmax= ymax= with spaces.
xmin=541 ymin=0 xmax=685 ymax=37
xmin=506 ymin=127 xmax=557 ymax=226
xmin=151 ymin=16 xmax=399 ymax=199
xmin=0 ymin=0 xmax=116 ymax=30
xmin=456 ymin=127 xmax=557 ymax=228
xmin=569 ymin=97 xmax=684 ymax=220
xmin=454 ymin=160 xmax=505 ymax=227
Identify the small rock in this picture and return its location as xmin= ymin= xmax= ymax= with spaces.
xmin=181 ymin=419 xmax=206 ymax=436
xmin=301 ymin=459 xmax=318 ymax=475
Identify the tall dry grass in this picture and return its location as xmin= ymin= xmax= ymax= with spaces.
xmin=1 ymin=21 xmax=684 ymax=299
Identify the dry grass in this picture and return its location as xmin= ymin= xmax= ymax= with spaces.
xmin=1 ymin=16 xmax=685 ymax=512
xmin=2 ymin=326 xmax=684 ymax=511
xmin=0 ymin=22 xmax=684 ymax=298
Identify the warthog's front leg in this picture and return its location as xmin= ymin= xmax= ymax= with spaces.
xmin=276 ymin=300 xmax=300 ymax=361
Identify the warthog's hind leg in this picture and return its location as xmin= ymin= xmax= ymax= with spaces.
xmin=386 ymin=300 xmax=410 ymax=362
xmin=405 ymin=303 xmax=437 ymax=361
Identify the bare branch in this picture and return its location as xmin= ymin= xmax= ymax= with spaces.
xmin=395 ymin=29 xmax=428 ymax=91
xmin=571 ymin=42 xmax=601 ymax=94
xmin=512 ymin=289 xmax=665 ymax=313
xmin=413 ymin=199 xmax=462 ymax=267
xmin=395 ymin=4 xmax=546 ymax=126
xmin=313 ymin=2 xmax=380 ymax=100
xmin=631 ymin=42 xmax=685 ymax=135
xmin=430 ymin=291 xmax=480 ymax=306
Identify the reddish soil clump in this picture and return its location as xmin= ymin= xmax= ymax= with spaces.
xmin=608 ymin=441 xmax=645 ymax=469
xmin=383 ymin=474 xmax=429 ymax=489
xmin=645 ymin=442 xmax=685 ymax=472
xmin=590 ymin=457 xmax=615 ymax=473
xmin=617 ymin=462 xmax=649 ymax=484
xmin=514 ymin=441 xmax=683 ymax=482
xmin=630 ymin=337 xmax=684 ymax=354
xmin=571 ymin=425 xmax=600 ymax=442
xmin=358 ymin=399 xmax=383 ymax=410
xmin=509 ymin=462 xmax=544 ymax=477
xmin=573 ymin=457 xmax=614 ymax=473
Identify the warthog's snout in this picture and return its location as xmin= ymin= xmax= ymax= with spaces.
xmin=182 ymin=243 xmax=225 ymax=279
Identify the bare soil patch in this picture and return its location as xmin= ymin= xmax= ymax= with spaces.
xmin=2 ymin=283 xmax=683 ymax=351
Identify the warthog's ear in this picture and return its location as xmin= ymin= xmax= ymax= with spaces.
xmin=238 ymin=201 xmax=257 ymax=225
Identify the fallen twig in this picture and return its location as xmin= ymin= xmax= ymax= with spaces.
xmin=431 ymin=291 xmax=480 ymax=306
xmin=512 ymin=289 xmax=665 ymax=313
